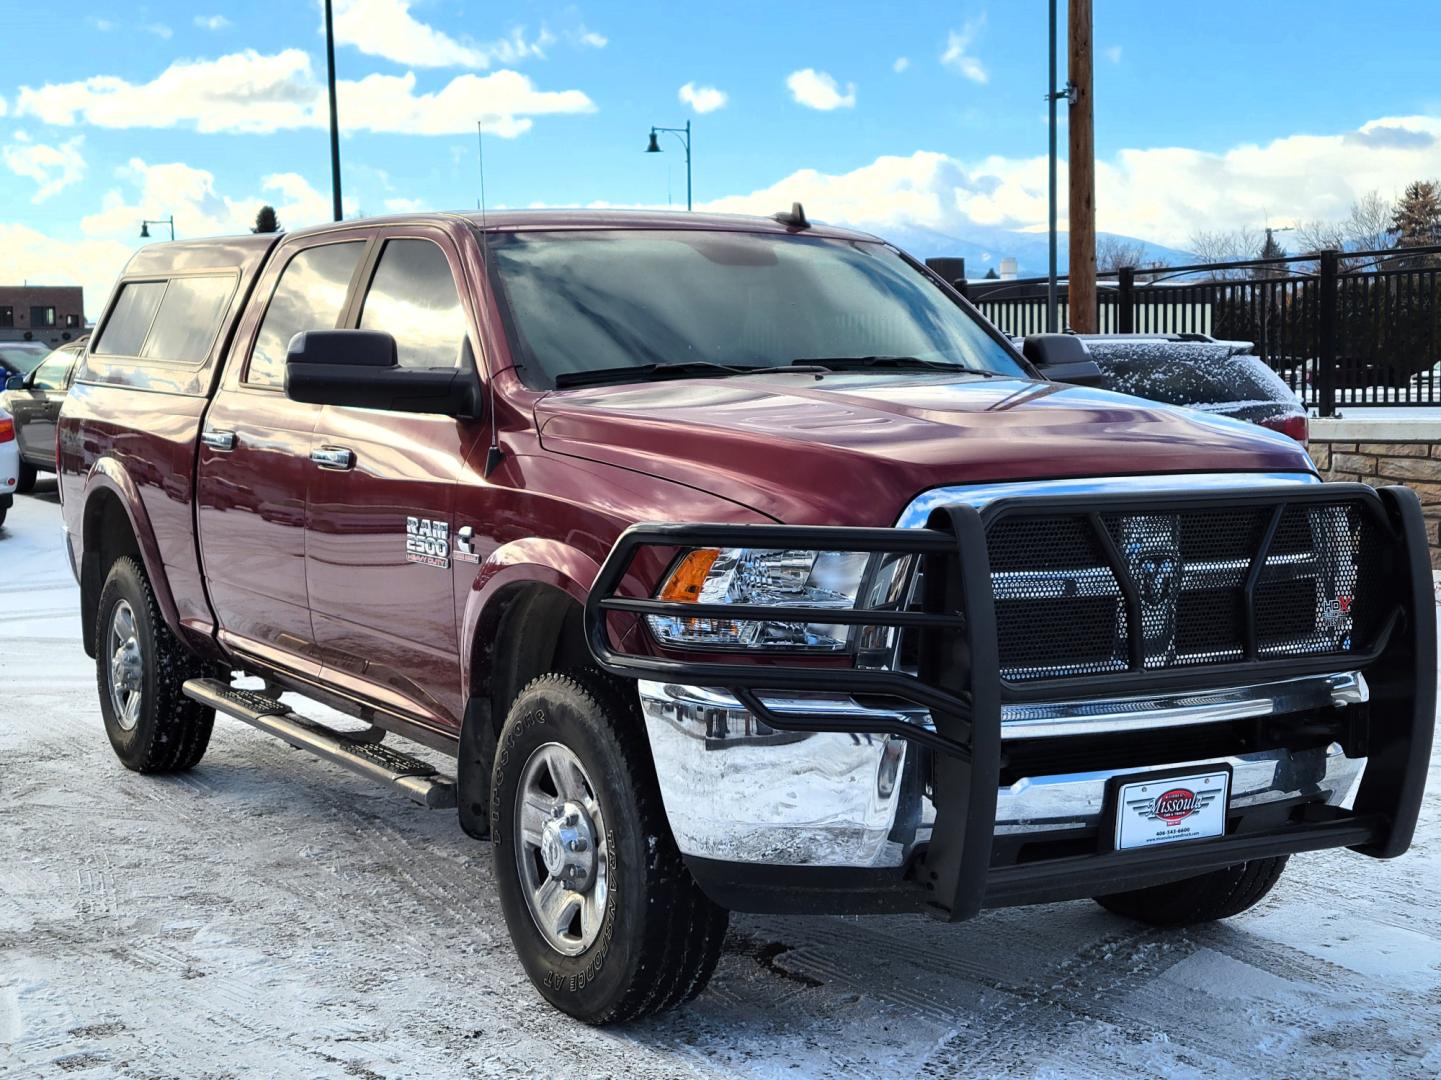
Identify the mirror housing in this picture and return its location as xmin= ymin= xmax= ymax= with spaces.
xmin=1021 ymin=334 xmax=1107 ymax=388
xmin=4 ymin=373 xmax=25 ymax=392
xmin=284 ymin=330 xmax=483 ymax=418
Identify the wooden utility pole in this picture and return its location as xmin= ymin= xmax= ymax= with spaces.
xmin=1067 ymin=0 xmax=1096 ymax=331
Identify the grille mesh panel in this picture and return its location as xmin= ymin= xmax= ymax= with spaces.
xmin=983 ymin=497 xmax=1388 ymax=683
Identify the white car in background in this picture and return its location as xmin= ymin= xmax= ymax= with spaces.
xmin=0 ymin=405 xmax=18 ymax=529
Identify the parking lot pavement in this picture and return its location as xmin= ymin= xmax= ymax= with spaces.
xmin=2 ymin=483 xmax=1439 ymax=1078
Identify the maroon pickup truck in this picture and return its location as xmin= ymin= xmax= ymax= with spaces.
xmin=59 ymin=210 xmax=1434 ymax=1024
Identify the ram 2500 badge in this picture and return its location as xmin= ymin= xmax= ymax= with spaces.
xmin=58 ymin=209 xmax=1434 ymax=1024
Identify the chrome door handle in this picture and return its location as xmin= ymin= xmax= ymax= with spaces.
xmin=310 ymin=446 xmax=356 ymax=471
xmin=201 ymin=429 xmax=236 ymax=452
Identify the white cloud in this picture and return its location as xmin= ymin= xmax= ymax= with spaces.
xmin=1104 ymin=44 xmax=1123 ymax=64
xmin=575 ymin=28 xmax=607 ymax=48
xmin=3 ymin=133 xmax=87 ymax=201
xmin=0 ymin=96 xmax=7 ymax=117
xmin=678 ymin=82 xmax=727 ymax=114
xmin=145 ymin=23 xmax=172 ymax=39
xmin=0 ymin=224 xmax=131 ymax=318
xmin=330 ymin=0 xmax=551 ymax=69
xmin=786 ymin=69 xmax=856 ymax=111
xmin=88 ymin=16 xmax=114 ymax=31
xmin=195 ymin=15 xmax=231 ymax=30
xmin=696 ymin=114 xmax=1441 ymax=250
xmin=384 ymin=196 xmax=426 ymax=212
xmin=893 ymin=57 xmax=910 ymax=73
xmin=15 ymin=49 xmax=594 ymax=136
xmin=0 ymin=160 xmax=356 ymax=315
xmin=941 ymin=18 xmax=988 ymax=84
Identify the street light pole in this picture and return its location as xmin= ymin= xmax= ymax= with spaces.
xmin=645 ymin=121 xmax=692 ymax=211
xmin=139 ymin=216 xmax=175 ymax=241
xmin=323 ymin=0 xmax=344 ymax=222
xmin=1047 ymin=0 xmax=1060 ymax=333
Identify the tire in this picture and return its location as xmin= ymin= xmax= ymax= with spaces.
xmin=1094 ymin=856 xmax=1289 ymax=926
xmin=15 ymin=463 xmax=37 ymax=495
xmin=491 ymin=671 xmax=728 ymax=1024
xmin=96 ymin=556 xmax=214 ymax=773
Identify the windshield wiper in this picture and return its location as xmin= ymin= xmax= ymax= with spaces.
xmin=791 ymin=355 xmax=999 ymax=376
xmin=553 ymin=361 xmax=822 ymax=389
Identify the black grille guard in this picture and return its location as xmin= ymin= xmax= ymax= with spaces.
xmin=584 ymin=484 xmax=1435 ymax=919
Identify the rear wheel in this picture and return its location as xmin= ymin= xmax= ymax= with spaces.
xmin=96 ymin=556 xmax=214 ymax=772
xmin=1094 ymin=857 xmax=1289 ymax=926
xmin=15 ymin=463 xmax=37 ymax=495
xmin=491 ymin=671 xmax=728 ymax=1024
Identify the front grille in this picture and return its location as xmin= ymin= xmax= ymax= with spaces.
xmin=983 ymin=496 xmax=1388 ymax=683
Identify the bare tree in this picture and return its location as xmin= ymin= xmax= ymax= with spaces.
xmin=1347 ymin=190 xmax=1393 ymax=252
xmin=1186 ymin=227 xmax=1262 ymax=279
xmin=1096 ymin=235 xmax=1147 ymax=273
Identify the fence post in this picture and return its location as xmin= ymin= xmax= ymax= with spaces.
xmin=1118 ymin=266 xmax=1135 ymax=334
xmin=1318 ymin=249 xmax=1339 ymax=417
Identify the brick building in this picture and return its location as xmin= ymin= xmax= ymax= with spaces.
xmin=0 ymin=285 xmax=86 ymax=347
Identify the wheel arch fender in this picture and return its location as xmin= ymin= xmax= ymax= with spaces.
xmin=79 ymin=458 xmax=182 ymax=657
xmin=454 ymin=538 xmax=606 ymax=840
xmin=460 ymin=537 xmax=603 ymax=706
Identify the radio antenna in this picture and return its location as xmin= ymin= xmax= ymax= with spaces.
xmin=477 ymin=119 xmax=504 ymax=477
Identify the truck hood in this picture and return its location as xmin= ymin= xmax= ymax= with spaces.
xmin=534 ymin=372 xmax=1316 ymax=526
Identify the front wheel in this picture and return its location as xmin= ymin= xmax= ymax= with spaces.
xmin=96 ymin=556 xmax=214 ymax=772
xmin=491 ymin=671 xmax=728 ymax=1024
xmin=1094 ymin=857 xmax=1289 ymax=926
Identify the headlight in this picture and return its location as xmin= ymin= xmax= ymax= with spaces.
xmin=646 ymin=547 xmax=914 ymax=652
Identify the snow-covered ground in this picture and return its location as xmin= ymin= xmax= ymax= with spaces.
xmin=2 ymin=482 xmax=1439 ymax=1078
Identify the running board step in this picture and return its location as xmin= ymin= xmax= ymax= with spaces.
xmin=182 ymin=678 xmax=457 ymax=809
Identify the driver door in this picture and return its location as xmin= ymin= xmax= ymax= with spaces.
xmin=304 ymin=227 xmax=484 ymax=734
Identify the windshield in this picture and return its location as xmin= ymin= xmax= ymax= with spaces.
xmin=487 ymin=229 xmax=1026 ymax=387
xmin=0 ymin=343 xmax=52 ymax=376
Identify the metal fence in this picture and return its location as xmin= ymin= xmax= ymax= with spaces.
xmin=963 ymin=246 xmax=1441 ymax=416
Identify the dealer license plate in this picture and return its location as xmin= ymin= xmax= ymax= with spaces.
xmin=1114 ymin=768 xmax=1230 ymax=850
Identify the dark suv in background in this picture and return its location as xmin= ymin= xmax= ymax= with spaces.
xmin=2 ymin=336 xmax=85 ymax=492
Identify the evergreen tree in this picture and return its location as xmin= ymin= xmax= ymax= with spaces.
xmin=1387 ymin=181 xmax=1441 ymax=268
xmin=1259 ymin=228 xmax=1286 ymax=260
xmin=252 ymin=205 xmax=282 ymax=234
xmin=1389 ymin=181 xmax=1441 ymax=248
xmin=983 ymin=267 xmax=999 ymax=280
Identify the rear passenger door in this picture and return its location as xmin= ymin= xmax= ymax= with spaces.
xmin=197 ymin=237 xmax=368 ymax=676
xmin=305 ymin=229 xmax=484 ymax=733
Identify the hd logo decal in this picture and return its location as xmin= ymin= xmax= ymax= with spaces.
xmin=406 ymin=517 xmax=450 ymax=568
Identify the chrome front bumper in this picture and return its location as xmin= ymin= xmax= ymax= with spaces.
xmin=638 ymin=675 xmax=1368 ymax=868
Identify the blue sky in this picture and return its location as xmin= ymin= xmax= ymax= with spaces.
xmin=3 ymin=0 xmax=1440 ymax=312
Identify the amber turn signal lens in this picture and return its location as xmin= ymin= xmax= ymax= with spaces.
xmin=0 ymin=418 xmax=14 ymax=442
xmin=659 ymin=548 xmax=722 ymax=602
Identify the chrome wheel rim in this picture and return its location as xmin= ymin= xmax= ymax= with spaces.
xmin=107 ymin=600 xmax=144 ymax=731
xmin=515 ymin=742 xmax=609 ymax=957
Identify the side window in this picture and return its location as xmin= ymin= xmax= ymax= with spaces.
xmin=30 ymin=349 xmax=73 ymax=391
xmin=248 ymin=242 xmax=365 ymax=387
xmin=94 ymin=281 xmax=166 ymax=356
xmin=140 ymin=275 xmax=236 ymax=362
xmin=359 ymin=239 xmax=469 ymax=369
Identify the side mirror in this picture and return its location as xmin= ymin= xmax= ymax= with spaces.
xmin=4 ymin=374 xmax=25 ymax=392
xmin=1021 ymin=334 xmax=1107 ymax=389
xmin=284 ymin=330 xmax=482 ymax=419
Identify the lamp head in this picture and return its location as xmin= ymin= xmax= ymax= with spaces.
xmin=139 ymin=222 xmax=150 ymax=238
xmin=645 ymin=131 xmax=661 ymax=153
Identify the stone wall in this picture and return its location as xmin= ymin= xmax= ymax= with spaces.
xmin=1310 ymin=418 xmax=1441 ymax=568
